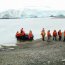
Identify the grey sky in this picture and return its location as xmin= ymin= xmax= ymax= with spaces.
xmin=0 ymin=0 xmax=65 ymax=12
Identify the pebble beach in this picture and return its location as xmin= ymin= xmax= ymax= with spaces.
xmin=0 ymin=39 xmax=65 ymax=65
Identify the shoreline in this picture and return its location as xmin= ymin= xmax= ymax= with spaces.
xmin=0 ymin=38 xmax=65 ymax=65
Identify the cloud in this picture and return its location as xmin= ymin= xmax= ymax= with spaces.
xmin=0 ymin=0 xmax=65 ymax=12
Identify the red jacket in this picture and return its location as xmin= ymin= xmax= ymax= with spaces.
xmin=53 ymin=31 xmax=57 ymax=36
xmin=47 ymin=32 xmax=51 ymax=37
xmin=41 ymin=31 xmax=45 ymax=36
xmin=16 ymin=32 xmax=20 ymax=37
xmin=28 ymin=32 xmax=33 ymax=39
xmin=64 ymin=31 xmax=65 ymax=36
xmin=58 ymin=31 xmax=62 ymax=36
xmin=21 ymin=31 xmax=25 ymax=36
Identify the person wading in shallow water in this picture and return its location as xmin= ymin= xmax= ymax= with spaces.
xmin=47 ymin=30 xmax=51 ymax=42
xmin=58 ymin=30 xmax=62 ymax=41
xmin=53 ymin=30 xmax=57 ymax=41
xmin=41 ymin=28 xmax=46 ymax=41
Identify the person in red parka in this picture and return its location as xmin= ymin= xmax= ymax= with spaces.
xmin=63 ymin=30 xmax=65 ymax=41
xmin=28 ymin=30 xmax=33 ymax=40
xmin=41 ymin=28 xmax=46 ymax=41
xmin=47 ymin=30 xmax=51 ymax=41
xmin=20 ymin=28 xmax=26 ymax=40
xmin=20 ymin=28 xmax=25 ymax=36
xmin=16 ymin=31 xmax=20 ymax=36
xmin=16 ymin=31 xmax=20 ymax=40
xmin=53 ymin=30 xmax=57 ymax=41
xmin=58 ymin=30 xmax=62 ymax=41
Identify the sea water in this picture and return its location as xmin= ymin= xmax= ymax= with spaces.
xmin=0 ymin=18 xmax=65 ymax=46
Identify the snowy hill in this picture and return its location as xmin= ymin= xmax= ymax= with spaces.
xmin=0 ymin=9 xmax=65 ymax=19
xmin=0 ymin=10 xmax=21 ymax=19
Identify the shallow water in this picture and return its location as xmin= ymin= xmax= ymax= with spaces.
xmin=0 ymin=18 xmax=65 ymax=46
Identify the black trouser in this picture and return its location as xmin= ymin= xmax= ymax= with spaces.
xmin=48 ymin=36 xmax=50 ymax=40
xmin=59 ymin=36 xmax=62 ymax=41
xmin=42 ymin=36 xmax=45 ymax=41
xmin=64 ymin=36 xmax=65 ymax=41
xmin=47 ymin=36 xmax=51 ymax=42
xmin=53 ymin=36 xmax=57 ymax=41
xmin=16 ymin=36 xmax=20 ymax=40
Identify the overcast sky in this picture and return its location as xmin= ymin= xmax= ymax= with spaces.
xmin=0 ymin=0 xmax=65 ymax=12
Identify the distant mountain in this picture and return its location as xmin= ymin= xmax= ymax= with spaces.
xmin=50 ymin=14 xmax=65 ymax=18
xmin=54 ymin=14 xmax=65 ymax=18
xmin=21 ymin=9 xmax=45 ymax=18
xmin=0 ymin=9 xmax=65 ymax=19
xmin=0 ymin=10 xmax=21 ymax=19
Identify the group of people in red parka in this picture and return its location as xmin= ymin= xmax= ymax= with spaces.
xmin=16 ymin=28 xmax=65 ymax=42
xmin=16 ymin=28 xmax=34 ymax=41
xmin=41 ymin=28 xmax=65 ymax=42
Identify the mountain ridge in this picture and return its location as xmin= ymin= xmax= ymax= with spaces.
xmin=0 ymin=9 xmax=65 ymax=19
